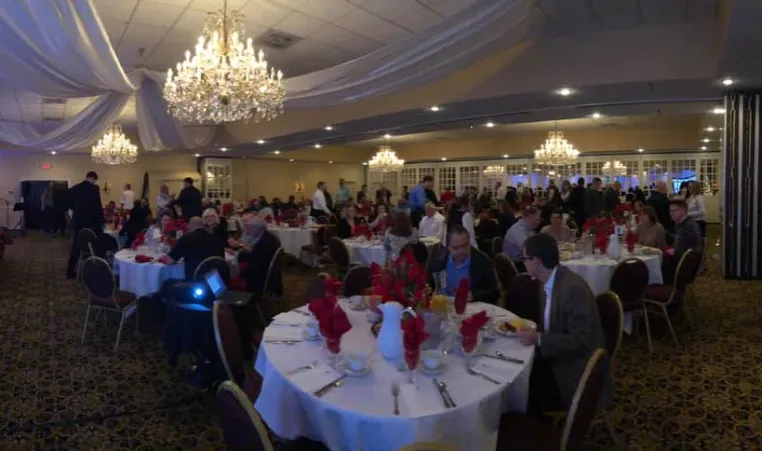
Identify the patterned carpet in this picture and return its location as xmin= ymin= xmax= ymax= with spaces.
xmin=0 ymin=227 xmax=759 ymax=450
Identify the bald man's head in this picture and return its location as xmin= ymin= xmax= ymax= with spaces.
xmin=656 ymin=181 xmax=667 ymax=194
xmin=188 ymin=217 xmax=204 ymax=231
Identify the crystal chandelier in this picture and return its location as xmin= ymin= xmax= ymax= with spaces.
xmin=91 ymin=124 xmax=138 ymax=165
xmin=368 ymin=146 xmax=404 ymax=173
xmin=163 ymin=0 xmax=285 ymax=124
xmin=533 ymin=126 xmax=580 ymax=167
xmin=483 ymin=165 xmax=505 ymax=178
xmin=602 ymin=160 xmax=627 ymax=176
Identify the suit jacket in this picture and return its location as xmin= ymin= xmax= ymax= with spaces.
xmin=602 ymin=187 xmax=620 ymax=213
xmin=176 ymin=186 xmax=203 ymax=219
xmin=426 ymin=247 xmax=497 ymax=304
xmin=337 ymin=217 xmax=366 ymax=239
xmin=647 ymin=191 xmax=673 ymax=233
xmin=583 ymin=188 xmax=603 ymax=220
xmin=242 ymin=230 xmax=282 ymax=298
xmin=68 ymin=181 xmax=104 ymax=230
xmin=538 ymin=266 xmax=612 ymax=409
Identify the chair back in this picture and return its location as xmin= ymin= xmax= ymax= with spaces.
xmin=596 ymin=291 xmax=624 ymax=361
xmin=426 ymin=242 xmax=448 ymax=269
xmin=81 ymin=256 xmax=117 ymax=307
xmin=78 ymin=228 xmax=98 ymax=256
xmin=403 ymin=241 xmax=429 ymax=265
xmin=561 ymin=348 xmax=607 ymax=451
xmin=398 ymin=442 xmax=458 ymax=451
xmin=98 ymin=233 xmax=119 ymax=254
xmin=493 ymin=253 xmax=519 ymax=298
xmin=491 ymin=236 xmax=504 ymax=257
xmin=213 ymin=302 xmax=245 ymax=385
xmin=305 ymin=273 xmax=330 ymax=304
xmin=328 ymin=237 xmax=350 ymax=268
xmin=263 ymin=247 xmax=285 ymax=295
xmin=503 ymin=273 xmax=541 ymax=324
xmin=316 ymin=215 xmax=328 ymax=225
xmin=193 ymin=256 xmax=230 ymax=284
xmin=608 ymin=258 xmax=649 ymax=309
xmin=216 ymin=381 xmax=275 ymax=451
xmin=342 ymin=265 xmax=372 ymax=297
xmin=323 ymin=224 xmax=338 ymax=244
xmin=674 ymin=249 xmax=702 ymax=296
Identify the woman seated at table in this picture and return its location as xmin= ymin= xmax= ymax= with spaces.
xmin=145 ymin=211 xmax=172 ymax=245
xmin=540 ymin=208 xmax=573 ymax=243
xmin=202 ymin=208 xmax=228 ymax=245
xmin=384 ymin=211 xmax=418 ymax=261
xmin=636 ymin=206 xmax=666 ymax=248
xmin=120 ymin=200 xmax=149 ymax=247
xmin=368 ymin=203 xmax=389 ymax=232
xmin=337 ymin=205 xmax=366 ymax=239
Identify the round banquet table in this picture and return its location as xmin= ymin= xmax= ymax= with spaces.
xmin=560 ymin=250 xmax=663 ymax=295
xmin=343 ymin=237 xmax=440 ymax=266
xmin=267 ymin=225 xmax=314 ymax=258
xmin=113 ymin=246 xmax=238 ymax=298
xmin=254 ymin=300 xmax=534 ymax=451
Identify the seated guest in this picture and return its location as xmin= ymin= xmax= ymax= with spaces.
xmin=141 ymin=198 xmax=153 ymax=223
xmin=636 ymin=206 xmax=666 ymax=248
xmin=383 ymin=212 xmax=418 ymax=261
xmin=120 ymin=200 xmax=149 ymax=247
xmin=393 ymin=198 xmax=411 ymax=217
xmin=337 ymin=205 xmax=366 ymax=239
xmin=540 ymin=208 xmax=573 ymax=243
xmin=281 ymin=195 xmax=298 ymax=212
xmin=164 ymin=217 xmax=225 ymax=281
xmin=235 ymin=215 xmax=282 ymax=299
xmin=518 ymin=234 xmax=611 ymax=416
xmin=502 ymin=207 xmax=541 ymax=271
xmin=369 ymin=203 xmax=390 ymax=232
xmin=203 ymin=208 xmax=228 ymax=244
xmin=426 ymin=225 xmax=496 ymax=304
xmin=663 ymin=200 xmax=702 ymax=283
xmin=442 ymin=197 xmax=477 ymax=248
xmin=146 ymin=211 xmax=172 ymax=246
xmin=256 ymin=200 xmax=275 ymax=220
xmin=497 ymin=201 xmax=517 ymax=237
xmin=418 ymin=202 xmax=445 ymax=238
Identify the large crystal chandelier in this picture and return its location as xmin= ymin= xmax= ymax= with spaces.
xmin=533 ymin=125 xmax=580 ymax=167
xmin=483 ymin=165 xmax=505 ymax=178
xmin=602 ymin=160 xmax=627 ymax=177
xmin=91 ymin=125 xmax=138 ymax=165
xmin=163 ymin=0 xmax=285 ymax=124
xmin=368 ymin=145 xmax=404 ymax=173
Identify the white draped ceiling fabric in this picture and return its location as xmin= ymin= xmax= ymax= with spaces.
xmin=0 ymin=0 xmax=531 ymax=152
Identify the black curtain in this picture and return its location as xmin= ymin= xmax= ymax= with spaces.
xmin=21 ymin=180 xmax=68 ymax=230
xmin=141 ymin=172 xmax=149 ymax=202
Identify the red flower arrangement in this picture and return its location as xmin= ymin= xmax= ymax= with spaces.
xmin=369 ymin=248 xmax=430 ymax=310
xmin=130 ymin=231 xmax=147 ymax=249
xmin=612 ymin=203 xmax=633 ymax=224
xmin=582 ymin=218 xmax=614 ymax=255
xmin=353 ymin=223 xmax=373 ymax=240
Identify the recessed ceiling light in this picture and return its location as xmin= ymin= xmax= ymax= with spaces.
xmin=638 ymin=148 xmax=644 ymax=153
xmin=701 ymin=146 xmax=708 ymax=150
xmin=440 ymin=157 xmax=448 ymax=161
xmin=220 ymin=147 xmax=228 ymax=152
xmin=194 ymin=153 xmax=200 ymax=157
xmin=256 ymin=139 xmax=265 ymax=144
xmin=314 ymin=143 xmax=322 ymax=148
xmin=429 ymin=105 xmax=440 ymax=112
xmin=273 ymin=150 xmax=281 ymax=155
xmin=702 ymin=138 xmax=710 ymax=143
xmin=50 ymin=151 xmax=56 ymax=155
xmin=705 ymin=126 xmax=715 ymax=132
xmin=362 ymin=162 xmax=367 ymax=166
xmin=556 ymin=87 xmax=573 ymax=96
xmin=712 ymin=107 xmax=725 ymax=115
xmin=383 ymin=133 xmax=392 ymax=139
xmin=502 ymin=154 xmax=509 ymax=158
xmin=289 ymin=158 xmax=294 ymax=162
xmin=591 ymin=112 xmax=601 ymax=119
xmin=328 ymin=161 xmax=333 ymax=164
xmin=485 ymin=121 xmax=495 ymax=128
xmin=324 ymin=125 xmax=333 ymax=131
xmin=721 ymin=77 xmax=734 ymax=86
xmin=469 ymin=125 xmax=474 ymax=129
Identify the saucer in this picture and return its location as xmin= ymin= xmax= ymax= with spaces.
xmin=419 ymin=361 xmax=448 ymax=375
xmin=302 ymin=329 xmax=322 ymax=341
xmin=344 ymin=365 xmax=371 ymax=376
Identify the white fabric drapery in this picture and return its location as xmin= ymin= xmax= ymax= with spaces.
xmin=283 ymin=0 xmax=532 ymax=108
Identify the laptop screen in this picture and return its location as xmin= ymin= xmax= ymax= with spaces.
xmin=204 ymin=269 xmax=226 ymax=297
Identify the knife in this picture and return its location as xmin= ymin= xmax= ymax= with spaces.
xmin=432 ymin=378 xmax=451 ymax=408
xmin=439 ymin=380 xmax=457 ymax=408
xmin=313 ymin=375 xmax=347 ymax=397
xmin=480 ymin=353 xmax=524 ymax=364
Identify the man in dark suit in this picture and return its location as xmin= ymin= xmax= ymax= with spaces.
xmin=235 ymin=215 xmax=282 ymax=299
xmin=174 ymin=177 xmax=202 ymax=220
xmin=66 ymin=171 xmax=104 ymax=279
xmin=583 ymin=177 xmax=604 ymax=220
xmin=165 ymin=217 xmax=225 ymax=281
xmin=568 ymin=177 xmax=586 ymax=229
xmin=602 ymin=181 xmax=621 ymax=214
xmin=647 ymin=181 xmax=673 ymax=233
xmin=426 ymin=225 xmax=497 ymax=304
xmin=517 ymin=233 xmax=612 ymax=417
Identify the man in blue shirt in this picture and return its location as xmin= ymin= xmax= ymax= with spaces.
xmin=409 ymin=175 xmax=434 ymax=226
xmin=503 ymin=206 xmax=542 ymax=271
xmin=335 ymin=178 xmax=351 ymax=210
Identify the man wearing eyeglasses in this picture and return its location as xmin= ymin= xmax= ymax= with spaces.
xmin=663 ymin=199 xmax=702 ymax=283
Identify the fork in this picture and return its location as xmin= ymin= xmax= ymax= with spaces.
xmin=286 ymin=360 xmax=319 ymax=375
xmin=466 ymin=366 xmax=501 ymax=385
xmin=391 ymin=383 xmax=400 ymax=415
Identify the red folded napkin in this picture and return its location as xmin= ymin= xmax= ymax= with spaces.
xmin=460 ymin=311 xmax=490 ymax=353
xmin=625 ymin=230 xmax=637 ymax=253
xmin=318 ymin=306 xmax=352 ymax=354
xmin=370 ymin=262 xmax=383 ymax=279
xmin=134 ymin=254 xmax=154 ymax=264
xmin=324 ymin=277 xmax=343 ymax=297
xmin=265 ymin=215 xmax=273 ymax=224
xmin=308 ymin=295 xmax=337 ymax=322
xmin=402 ymin=316 xmax=430 ymax=370
xmin=454 ymin=278 xmax=469 ymax=315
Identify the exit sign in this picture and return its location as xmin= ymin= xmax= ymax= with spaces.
xmin=39 ymin=163 xmax=53 ymax=170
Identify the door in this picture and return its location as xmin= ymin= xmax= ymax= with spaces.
xmin=20 ymin=180 xmax=68 ymax=230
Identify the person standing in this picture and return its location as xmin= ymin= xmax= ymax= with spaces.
xmin=335 ymin=178 xmax=351 ymax=211
xmin=311 ymin=181 xmax=331 ymax=219
xmin=357 ymin=184 xmax=368 ymax=204
xmin=686 ymin=182 xmax=706 ymax=237
xmin=409 ymin=175 xmax=434 ymax=226
xmin=568 ymin=177 xmax=586 ymax=228
xmin=375 ymin=183 xmax=392 ymax=205
xmin=121 ymin=183 xmax=135 ymax=211
xmin=495 ymin=181 xmax=507 ymax=204
xmin=603 ymin=181 xmax=621 ymax=214
xmin=66 ymin=171 xmax=104 ymax=279
xmin=647 ymin=181 xmax=672 ymax=233
xmin=583 ymin=177 xmax=604 ymax=220
xmin=41 ymin=182 xmax=55 ymax=236
xmin=156 ymin=184 xmax=173 ymax=215
xmin=174 ymin=177 xmax=203 ymax=220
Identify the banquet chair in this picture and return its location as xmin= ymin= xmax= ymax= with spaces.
xmin=327 ymin=237 xmax=351 ymax=278
xmin=216 ymin=381 xmax=276 ymax=451
xmin=77 ymin=228 xmax=98 ymax=277
xmin=503 ymin=274 xmax=541 ymax=324
xmin=608 ymin=258 xmax=651 ymax=352
xmin=493 ymin=253 xmax=519 ymax=307
xmin=595 ymin=291 xmax=623 ymax=446
xmin=97 ymin=233 xmax=120 ymax=267
xmin=258 ymin=248 xmax=286 ymax=319
xmin=305 ymin=273 xmax=330 ymax=304
xmin=342 ymin=265 xmax=372 ymax=297
xmin=643 ymin=249 xmax=702 ymax=344
xmin=193 ymin=256 xmax=231 ymax=284
xmin=213 ymin=302 xmax=262 ymax=401
xmin=426 ymin=242 xmax=447 ymax=270
xmin=80 ymin=256 xmax=138 ymax=353
xmin=398 ymin=442 xmax=457 ymax=451
xmin=491 ymin=236 xmax=504 ymax=258
xmin=496 ymin=349 xmax=607 ymax=451
xmin=403 ymin=241 xmax=429 ymax=265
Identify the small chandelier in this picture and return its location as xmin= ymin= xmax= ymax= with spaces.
xmin=602 ymin=160 xmax=627 ymax=176
xmin=483 ymin=165 xmax=505 ymax=178
xmin=533 ymin=125 xmax=580 ymax=167
xmin=368 ymin=145 xmax=404 ymax=173
xmin=91 ymin=124 xmax=138 ymax=165
xmin=164 ymin=0 xmax=285 ymax=124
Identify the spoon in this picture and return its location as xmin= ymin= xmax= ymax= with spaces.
xmin=466 ymin=366 xmax=501 ymax=385
xmin=286 ymin=360 xmax=319 ymax=375
xmin=437 ymin=380 xmax=457 ymax=407
xmin=495 ymin=350 xmax=524 ymax=364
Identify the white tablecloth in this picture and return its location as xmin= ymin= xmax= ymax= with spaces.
xmin=343 ymin=237 xmax=440 ymax=266
xmin=268 ymin=226 xmax=314 ymax=258
xmin=560 ymin=252 xmax=663 ymax=295
xmin=113 ymin=247 xmax=238 ymax=298
xmin=254 ymin=301 xmax=534 ymax=451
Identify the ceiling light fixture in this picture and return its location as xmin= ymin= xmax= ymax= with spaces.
xmin=533 ymin=123 xmax=580 ymax=168
xmin=220 ymin=147 xmax=228 ymax=152
xmin=705 ymin=127 xmax=715 ymax=132
xmin=362 ymin=162 xmax=367 ymax=166
xmin=91 ymin=124 xmax=138 ymax=165
xmin=602 ymin=160 xmax=626 ymax=177
xmin=638 ymin=148 xmax=644 ymax=153
xmin=702 ymin=138 xmax=710 ymax=143
xmin=328 ymin=161 xmax=333 ymax=164
xmin=50 ymin=151 xmax=56 ymax=155
xmin=556 ymin=87 xmax=573 ymax=96
xmin=194 ymin=153 xmax=201 ymax=157
xmin=368 ymin=145 xmax=404 ymax=173
xmin=502 ymin=154 xmax=509 ymax=158
xmin=289 ymin=158 xmax=294 ymax=162
xmin=712 ymin=107 xmax=726 ymax=115
xmin=273 ymin=150 xmax=280 ymax=154
xmin=591 ymin=112 xmax=601 ymax=119
xmin=257 ymin=139 xmax=266 ymax=144
xmin=441 ymin=157 xmax=447 ymax=161
xmin=485 ymin=121 xmax=495 ymax=128
xmin=722 ymin=77 xmax=734 ymax=86
xmin=324 ymin=125 xmax=333 ymax=131
xmin=383 ymin=133 xmax=392 ymax=139
xmin=314 ymin=143 xmax=322 ymax=148
xmin=483 ymin=165 xmax=505 ymax=177
xmin=164 ymin=0 xmax=285 ymax=124
xmin=429 ymin=105 xmax=440 ymax=112
xmin=700 ymin=146 xmax=707 ymax=150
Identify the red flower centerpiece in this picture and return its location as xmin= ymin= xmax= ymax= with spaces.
xmin=402 ymin=315 xmax=430 ymax=383
xmin=130 ymin=231 xmax=146 ymax=250
xmin=308 ymin=277 xmax=351 ymax=362
xmin=163 ymin=218 xmax=187 ymax=247
xmin=625 ymin=229 xmax=637 ymax=253
xmin=583 ymin=217 xmax=615 ymax=255
xmin=353 ymin=223 xmax=372 ymax=240
xmin=612 ymin=203 xmax=633 ymax=225
xmin=369 ymin=249 xmax=429 ymax=311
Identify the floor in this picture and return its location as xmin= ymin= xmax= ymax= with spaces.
xmin=0 ymin=228 xmax=760 ymax=450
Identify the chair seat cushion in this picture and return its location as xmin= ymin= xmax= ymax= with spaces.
xmin=92 ymin=290 xmax=136 ymax=307
xmin=644 ymin=284 xmax=673 ymax=303
xmin=497 ymin=412 xmax=561 ymax=450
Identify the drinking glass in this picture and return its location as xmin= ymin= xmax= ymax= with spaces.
xmin=460 ymin=331 xmax=483 ymax=368
xmin=404 ymin=348 xmax=420 ymax=385
xmin=323 ymin=337 xmax=341 ymax=369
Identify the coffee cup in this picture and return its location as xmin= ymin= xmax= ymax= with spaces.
xmin=349 ymin=295 xmax=364 ymax=310
xmin=304 ymin=320 xmax=319 ymax=338
xmin=344 ymin=352 xmax=368 ymax=372
xmin=421 ymin=349 xmax=444 ymax=370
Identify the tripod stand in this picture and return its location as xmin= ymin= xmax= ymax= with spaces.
xmin=1 ymin=198 xmax=25 ymax=235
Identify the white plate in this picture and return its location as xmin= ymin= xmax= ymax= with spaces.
xmin=493 ymin=319 xmax=537 ymax=337
xmin=419 ymin=361 xmax=448 ymax=375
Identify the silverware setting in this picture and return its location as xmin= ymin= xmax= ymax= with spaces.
xmin=294 ymin=309 xmax=312 ymax=317
xmin=391 ymin=383 xmax=400 ymax=415
xmin=466 ymin=366 xmax=501 ymax=385
xmin=314 ymin=375 xmax=347 ymax=397
xmin=264 ymin=339 xmax=302 ymax=345
xmin=286 ymin=360 xmax=319 ymax=375
xmin=434 ymin=378 xmax=456 ymax=408
xmin=478 ymin=350 xmax=524 ymax=364
xmin=270 ymin=322 xmax=303 ymax=327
